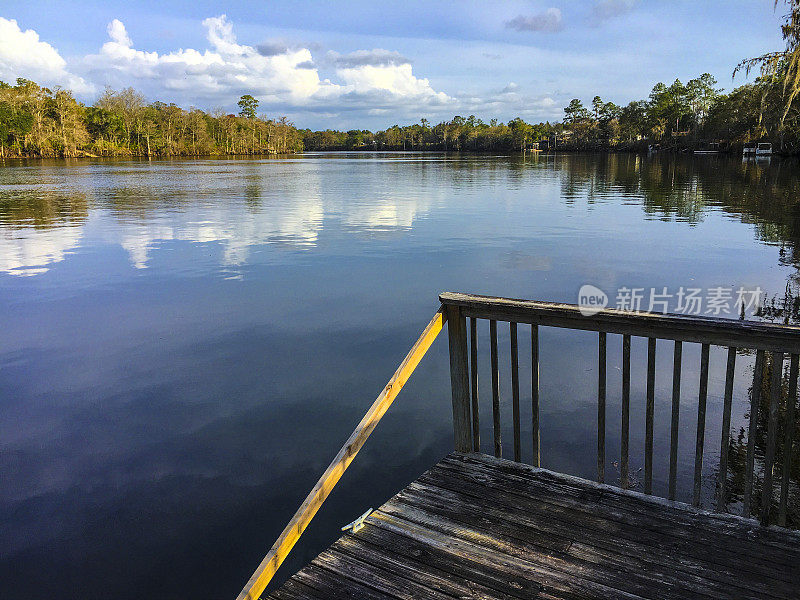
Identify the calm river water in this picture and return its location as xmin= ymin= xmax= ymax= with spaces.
xmin=1 ymin=153 xmax=798 ymax=599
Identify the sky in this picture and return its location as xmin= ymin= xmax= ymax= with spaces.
xmin=0 ymin=1 xmax=787 ymax=130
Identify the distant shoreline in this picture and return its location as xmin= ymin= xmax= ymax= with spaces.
xmin=1 ymin=148 xmax=785 ymax=163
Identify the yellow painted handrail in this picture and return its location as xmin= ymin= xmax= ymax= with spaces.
xmin=236 ymin=307 xmax=446 ymax=600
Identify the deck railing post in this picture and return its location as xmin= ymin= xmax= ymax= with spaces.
xmin=469 ymin=317 xmax=480 ymax=452
xmin=597 ymin=332 xmax=606 ymax=482
xmin=762 ymin=351 xmax=784 ymax=525
xmin=621 ymin=334 xmax=631 ymax=489
xmin=743 ymin=350 xmax=765 ymax=517
xmin=446 ymin=304 xmax=473 ymax=453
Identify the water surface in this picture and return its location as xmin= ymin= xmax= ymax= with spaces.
xmin=1 ymin=153 xmax=798 ymax=599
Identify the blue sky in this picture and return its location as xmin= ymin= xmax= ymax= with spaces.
xmin=0 ymin=1 xmax=786 ymax=129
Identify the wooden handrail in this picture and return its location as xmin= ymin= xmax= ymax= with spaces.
xmin=442 ymin=292 xmax=800 ymax=526
xmin=236 ymin=307 xmax=446 ymax=600
xmin=439 ymin=291 xmax=800 ymax=352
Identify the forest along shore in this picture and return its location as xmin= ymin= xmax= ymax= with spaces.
xmin=0 ymin=83 xmax=303 ymax=159
xmin=0 ymin=68 xmax=797 ymax=158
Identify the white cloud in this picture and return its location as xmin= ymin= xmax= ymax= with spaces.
xmin=336 ymin=63 xmax=450 ymax=104
xmin=83 ymin=16 xmax=323 ymax=103
xmin=106 ymin=19 xmax=132 ymax=47
xmin=0 ymin=17 xmax=92 ymax=93
xmin=77 ymin=15 xmax=451 ymax=113
xmin=505 ymin=9 xmax=563 ymax=33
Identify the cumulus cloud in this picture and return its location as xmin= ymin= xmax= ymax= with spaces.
xmin=589 ymin=0 xmax=638 ymax=25
xmin=83 ymin=16 xmax=324 ymax=103
xmin=106 ymin=18 xmax=132 ymax=47
xmin=505 ymin=9 xmax=563 ymax=33
xmin=336 ymin=64 xmax=450 ymax=104
xmin=0 ymin=17 xmax=92 ymax=93
xmin=74 ymin=15 xmax=451 ymax=114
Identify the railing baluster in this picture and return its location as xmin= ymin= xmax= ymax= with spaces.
xmin=598 ymin=332 xmax=607 ymax=483
xmin=510 ymin=322 xmax=521 ymax=462
xmin=762 ymin=351 xmax=784 ymax=525
xmin=693 ymin=343 xmax=710 ymax=507
xmin=531 ymin=324 xmax=540 ymax=467
xmin=669 ymin=340 xmax=682 ymax=501
xmin=779 ymin=353 xmax=798 ymax=526
xmin=743 ymin=349 xmax=765 ymax=518
xmin=439 ymin=293 xmax=800 ymax=529
xmin=645 ymin=338 xmax=656 ymax=495
xmin=621 ymin=334 xmax=631 ymax=489
xmin=447 ymin=305 xmax=473 ymax=453
xmin=469 ymin=317 xmax=480 ymax=452
xmin=716 ymin=346 xmax=736 ymax=512
xmin=490 ymin=319 xmax=501 ymax=458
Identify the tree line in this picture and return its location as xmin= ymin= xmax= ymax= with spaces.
xmin=300 ymin=118 xmax=564 ymax=152
xmin=298 ymin=66 xmax=800 ymax=154
xmin=1 ymin=69 xmax=797 ymax=157
xmin=558 ymin=65 xmax=800 ymax=152
xmin=0 ymin=81 xmax=303 ymax=158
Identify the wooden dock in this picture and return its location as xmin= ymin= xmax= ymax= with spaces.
xmin=268 ymin=452 xmax=800 ymax=599
xmin=237 ymin=293 xmax=800 ymax=600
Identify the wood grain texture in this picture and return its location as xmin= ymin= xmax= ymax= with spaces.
xmin=779 ymin=353 xmax=799 ymax=526
xmin=532 ymin=323 xmax=540 ymax=467
xmin=644 ymin=338 xmax=656 ymax=495
xmin=510 ymin=322 xmax=521 ymax=462
xmin=716 ymin=347 xmax=736 ymax=511
xmin=621 ymin=334 xmax=631 ymax=490
xmin=446 ymin=305 xmax=472 ymax=453
xmin=440 ymin=292 xmax=800 ymax=352
xmin=469 ymin=317 xmax=480 ymax=452
xmin=762 ymin=351 xmax=783 ymax=525
xmin=490 ymin=319 xmax=501 ymax=458
xmin=598 ymin=332 xmax=606 ymax=483
xmin=743 ymin=350 xmax=765 ymax=518
xmin=669 ymin=340 xmax=682 ymax=501
xmin=271 ymin=452 xmax=800 ymax=600
xmin=693 ymin=343 xmax=710 ymax=507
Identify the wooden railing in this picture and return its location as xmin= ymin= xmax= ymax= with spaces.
xmin=239 ymin=292 xmax=800 ymax=600
xmin=236 ymin=308 xmax=445 ymax=600
xmin=440 ymin=292 xmax=800 ymax=527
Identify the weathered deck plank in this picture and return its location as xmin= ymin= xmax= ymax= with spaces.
xmin=268 ymin=452 xmax=800 ymax=600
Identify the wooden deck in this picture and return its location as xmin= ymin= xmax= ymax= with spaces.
xmin=268 ymin=452 xmax=800 ymax=600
